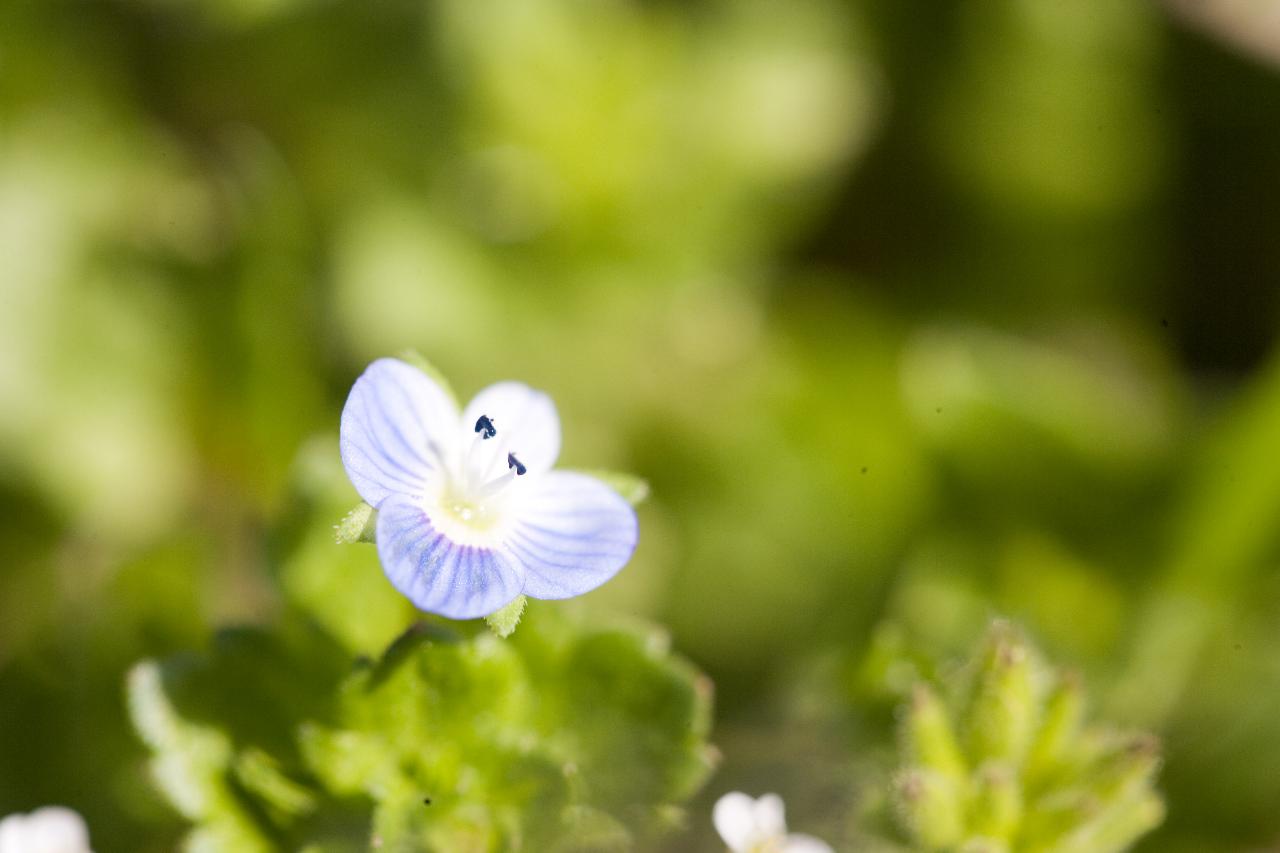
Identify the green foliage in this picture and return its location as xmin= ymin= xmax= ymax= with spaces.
xmin=6 ymin=0 xmax=1280 ymax=847
xmin=128 ymin=608 xmax=714 ymax=852
xmin=886 ymin=621 xmax=1164 ymax=853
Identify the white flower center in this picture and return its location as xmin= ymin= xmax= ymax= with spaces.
xmin=425 ymin=414 xmax=531 ymax=545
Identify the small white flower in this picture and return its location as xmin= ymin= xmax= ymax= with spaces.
xmin=713 ymin=792 xmax=833 ymax=853
xmin=0 ymin=807 xmax=93 ymax=853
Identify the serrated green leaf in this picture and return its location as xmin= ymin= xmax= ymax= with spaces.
xmin=127 ymin=623 xmax=369 ymax=851
xmin=127 ymin=662 xmax=277 ymax=852
xmin=133 ymin=608 xmax=713 ymax=852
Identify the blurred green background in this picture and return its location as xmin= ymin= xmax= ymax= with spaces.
xmin=3 ymin=0 xmax=1280 ymax=849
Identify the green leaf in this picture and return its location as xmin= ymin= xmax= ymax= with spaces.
xmin=127 ymin=622 xmax=367 ymax=851
xmin=127 ymin=661 xmax=286 ymax=853
xmin=397 ymin=349 xmax=460 ymax=409
xmin=287 ymin=508 xmax=415 ymax=655
xmin=485 ymin=595 xmax=527 ymax=638
xmin=308 ymin=607 xmax=715 ymax=849
xmin=572 ymin=470 xmax=650 ymax=506
xmin=131 ymin=608 xmax=714 ymax=852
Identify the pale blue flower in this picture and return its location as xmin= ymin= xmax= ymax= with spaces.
xmin=340 ymin=358 xmax=638 ymax=619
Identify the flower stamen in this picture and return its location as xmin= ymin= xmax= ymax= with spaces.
xmin=507 ymin=452 xmax=527 ymax=476
xmin=474 ymin=470 xmax=517 ymax=499
xmin=474 ymin=414 xmax=497 ymax=440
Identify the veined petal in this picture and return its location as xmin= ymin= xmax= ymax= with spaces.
xmin=376 ymin=494 xmax=524 ymax=619
xmin=462 ymin=382 xmax=560 ymax=474
xmin=340 ymin=358 xmax=460 ymax=507
xmin=503 ymin=471 xmax=637 ymax=600
xmin=712 ymin=792 xmax=758 ymax=852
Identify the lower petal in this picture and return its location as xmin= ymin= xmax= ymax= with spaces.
xmin=505 ymin=471 xmax=638 ymax=600
xmin=376 ymin=494 xmax=524 ymax=619
xmin=783 ymin=835 xmax=834 ymax=853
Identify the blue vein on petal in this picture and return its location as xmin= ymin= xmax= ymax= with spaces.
xmin=370 ymin=380 xmax=435 ymax=473
xmin=503 ymin=539 xmax=598 ymax=595
xmin=516 ymin=520 xmax=634 ymax=544
xmin=507 ymin=528 xmax=631 ymax=560
xmin=510 ymin=532 xmax=633 ymax=558
xmin=505 ymin=538 xmax=611 ymax=574
xmin=350 ymin=405 xmax=426 ymax=491
xmin=343 ymin=438 xmax=423 ymax=497
xmin=385 ymin=372 xmax=443 ymax=471
xmin=360 ymin=388 xmax=425 ymax=477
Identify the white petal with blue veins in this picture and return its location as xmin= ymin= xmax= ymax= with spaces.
xmin=505 ymin=471 xmax=637 ymax=600
xmin=340 ymin=358 xmax=460 ymax=507
xmin=376 ymin=494 xmax=525 ymax=619
xmin=462 ymin=381 xmax=561 ymax=475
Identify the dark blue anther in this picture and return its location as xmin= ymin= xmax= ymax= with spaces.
xmin=507 ymin=453 xmax=527 ymax=476
xmin=474 ymin=415 xmax=496 ymax=440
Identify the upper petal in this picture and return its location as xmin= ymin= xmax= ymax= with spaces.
xmin=376 ymin=493 xmax=525 ymax=619
xmin=712 ymin=792 xmax=758 ymax=852
xmin=340 ymin=358 xmax=460 ymax=508
xmin=503 ymin=471 xmax=637 ymax=601
xmin=0 ymin=808 xmax=92 ymax=853
xmin=462 ymin=381 xmax=561 ymax=475
xmin=753 ymin=794 xmax=787 ymax=838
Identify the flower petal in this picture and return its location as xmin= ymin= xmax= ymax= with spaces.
xmin=712 ymin=792 xmax=758 ymax=852
xmin=753 ymin=793 xmax=787 ymax=838
xmin=0 ymin=807 xmax=91 ymax=853
xmin=376 ymin=494 xmax=524 ymax=619
xmin=503 ymin=472 xmax=637 ymax=600
xmin=462 ymin=381 xmax=561 ymax=474
xmin=782 ymin=834 xmax=834 ymax=853
xmin=340 ymin=358 xmax=460 ymax=507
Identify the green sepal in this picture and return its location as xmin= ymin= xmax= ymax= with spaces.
xmin=1024 ymin=671 xmax=1084 ymax=792
xmin=397 ymin=349 xmax=460 ymax=409
xmin=572 ymin=470 xmax=650 ymax=506
xmin=334 ymin=502 xmax=376 ymax=544
xmin=894 ymin=768 xmax=965 ymax=849
xmin=968 ymin=762 xmax=1021 ymax=842
xmin=964 ymin=621 xmax=1036 ymax=766
xmin=486 ymin=595 xmax=528 ymax=638
xmin=903 ymin=683 xmax=967 ymax=782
